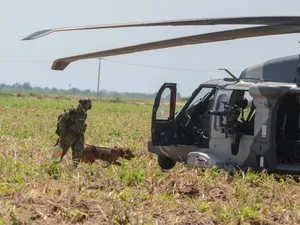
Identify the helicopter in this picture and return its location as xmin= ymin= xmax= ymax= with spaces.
xmin=23 ymin=16 xmax=300 ymax=174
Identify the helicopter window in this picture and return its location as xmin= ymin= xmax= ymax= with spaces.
xmin=156 ymin=88 xmax=172 ymax=120
xmin=213 ymin=89 xmax=232 ymax=132
xmin=214 ymin=89 xmax=232 ymax=111
xmin=212 ymin=89 xmax=255 ymax=135
xmin=188 ymin=87 xmax=214 ymax=108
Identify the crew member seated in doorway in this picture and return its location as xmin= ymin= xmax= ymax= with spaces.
xmin=236 ymin=98 xmax=255 ymax=135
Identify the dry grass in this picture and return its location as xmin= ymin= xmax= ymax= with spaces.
xmin=0 ymin=96 xmax=300 ymax=224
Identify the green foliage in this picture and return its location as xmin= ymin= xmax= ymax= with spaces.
xmin=44 ymin=163 xmax=61 ymax=178
xmin=198 ymin=202 xmax=210 ymax=212
xmin=0 ymin=182 xmax=15 ymax=196
xmin=117 ymin=188 xmax=134 ymax=202
xmin=215 ymin=207 xmax=234 ymax=223
xmin=67 ymin=208 xmax=88 ymax=222
xmin=202 ymin=165 xmax=222 ymax=184
xmin=9 ymin=212 xmax=21 ymax=225
xmin=237 ymin=205 xmax=261 ymax=224
xmin=119 ymin=163 xmax=145 ymax=186
xmin=110 ymin=97 xmax=121 ymax=103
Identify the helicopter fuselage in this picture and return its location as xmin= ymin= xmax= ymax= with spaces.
xmin=148 ymin=54 xmax=300 ymax=174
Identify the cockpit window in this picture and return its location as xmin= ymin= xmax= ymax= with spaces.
xmin=188 ymin=87 xmax=214 ymax=108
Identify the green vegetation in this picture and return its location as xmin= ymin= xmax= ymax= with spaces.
xmin=0 ymin=95 xmax=300 ymax=224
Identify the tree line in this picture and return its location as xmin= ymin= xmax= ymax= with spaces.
xmin=0 ymin=82 xmax=183 ymax=99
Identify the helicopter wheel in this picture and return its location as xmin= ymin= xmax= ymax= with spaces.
xmin=223 ymin=163 xmax=242 ymax=176
xmin=158 ymin=155 xmax=176 ymax=170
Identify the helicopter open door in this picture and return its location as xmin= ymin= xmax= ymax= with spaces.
xmin=151 ymin=83 xmax=177 ymax=146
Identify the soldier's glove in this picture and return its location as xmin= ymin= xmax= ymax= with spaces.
xmin=58 ymin=137 xmax=62 ymax=145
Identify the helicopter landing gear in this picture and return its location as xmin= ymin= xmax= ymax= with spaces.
xmin=258 ymin=155 xmax=268 ymax=172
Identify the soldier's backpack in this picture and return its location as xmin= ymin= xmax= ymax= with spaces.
xmin=55 ymin=108 xmax=76 ymax=136
xmin=55 ymin=113 xmax=64 ymax=135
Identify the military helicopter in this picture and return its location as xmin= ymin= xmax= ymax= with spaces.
xmin=23 ymin=16 xmax=300 ymax=174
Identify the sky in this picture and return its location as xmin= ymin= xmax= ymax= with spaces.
xmin=1 ymin=0 xmax=300 ymax=96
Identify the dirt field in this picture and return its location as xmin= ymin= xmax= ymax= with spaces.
xmin=0 ymin=95 xmax=300 ymax=224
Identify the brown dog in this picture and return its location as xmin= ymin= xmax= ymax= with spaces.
xmin=81 ymin=144 xmax=135 ymax=166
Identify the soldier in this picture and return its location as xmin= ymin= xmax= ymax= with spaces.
xmin=54 ymin=98 xmax=92 ymax=168
xmin=236 ymin=98 xmax=255 ymax=135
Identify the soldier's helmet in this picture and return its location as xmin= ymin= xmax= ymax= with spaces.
xmin=236 ymin=98 xmax=248 ymax=110
xmin=79 ymin=98 xmax=92 ymax=110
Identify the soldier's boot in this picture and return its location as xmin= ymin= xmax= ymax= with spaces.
xmin=73 ymin=159 xmax=80 ymax=169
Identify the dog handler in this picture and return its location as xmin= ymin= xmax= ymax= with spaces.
xmin=51 ymin=98 xmax=92 ymax=168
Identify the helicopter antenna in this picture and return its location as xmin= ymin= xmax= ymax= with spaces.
xmin=218 ymin=68 xmax=239 ymax=81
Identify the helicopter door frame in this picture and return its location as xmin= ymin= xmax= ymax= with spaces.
xmin=151 ymin=83 xmax=177 ymax=146
xmin=209 ymin=86 xmax=255 ymax=162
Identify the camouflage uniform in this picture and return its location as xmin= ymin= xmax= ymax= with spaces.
xmin=57 ymin=98 xmax=92 ymax=167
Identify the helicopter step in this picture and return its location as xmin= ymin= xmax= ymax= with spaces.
xmin=186 ymin=152 xmax=223 ymax=168
xmin=274 ymin=163 xmax=300 ymax=174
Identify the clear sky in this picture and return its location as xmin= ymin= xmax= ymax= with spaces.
xmin=1 ymin=0 xmax=300 ymax=96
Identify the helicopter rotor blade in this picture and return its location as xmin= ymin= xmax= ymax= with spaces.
xmin=52 ymin=25 xmax=300 ymax=71
xmin=22 ymin=16 xmax=300 ymax=40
